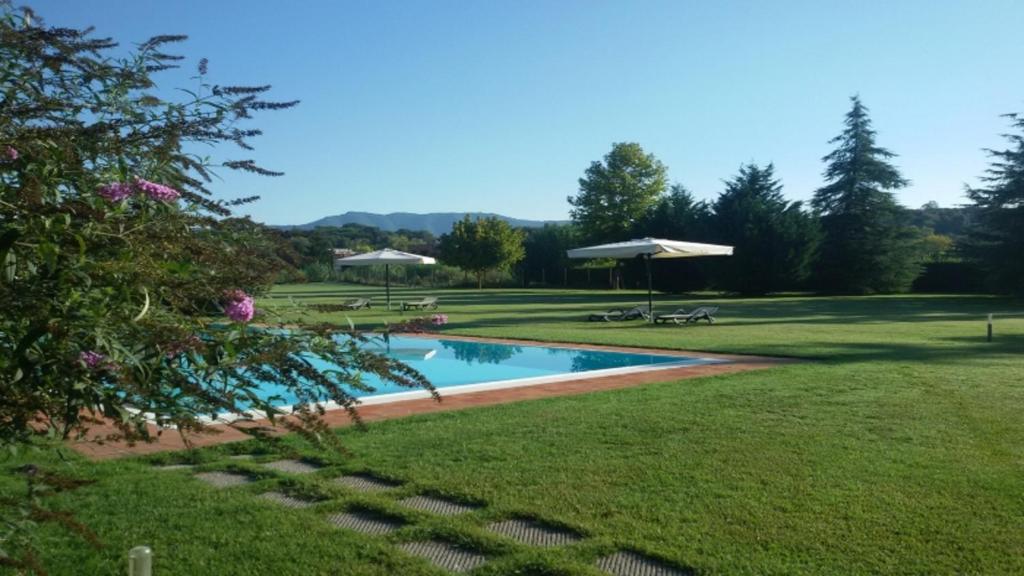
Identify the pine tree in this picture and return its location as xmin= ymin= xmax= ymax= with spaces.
xmin=965 ymin=112 xmax=1024 ymax=293
xmin=712 ymin=164 xmax=819 ymax=294
xmin=812 ymin=96 xmax=921 ymax=293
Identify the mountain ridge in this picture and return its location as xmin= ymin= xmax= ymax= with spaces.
xmin=277 ymin=211 xmax=568 ymax=235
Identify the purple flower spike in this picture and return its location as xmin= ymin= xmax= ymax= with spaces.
xmin=3 ymin=146 xmax=17 ymax=160
xmin=134 ymin=178 xmax=181 ymax=202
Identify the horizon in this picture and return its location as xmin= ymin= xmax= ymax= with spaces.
xmin=31 ymin=0 xmax=1024 ymax=225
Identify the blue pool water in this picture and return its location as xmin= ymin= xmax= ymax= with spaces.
xmin=256 ymin=335 xmax=713 ymax=406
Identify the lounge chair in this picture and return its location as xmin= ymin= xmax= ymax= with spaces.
xmin=341 ymin=297 xmax=372 ymax=310
xmin=587 ymin=306 xmax=650 ymax=322
xmin=654 ymin=306 xmax=719 ymax=325
xmin=401 ymin=296 xmax=438 ymax=311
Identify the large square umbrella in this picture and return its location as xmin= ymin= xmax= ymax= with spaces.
xmin=334 ymin=248 xmax=436 ymax=310
xmin=567 ymin=238 xmax=733 ymax=321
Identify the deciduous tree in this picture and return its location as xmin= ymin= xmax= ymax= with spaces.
xmin=569 ymin=142 xmax=667 ymax=243
xmin=438 ymin=216 xmax=525 ymax=288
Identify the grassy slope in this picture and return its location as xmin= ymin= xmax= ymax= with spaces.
xmin=3 ymin=284 xmax=1022 ymax=575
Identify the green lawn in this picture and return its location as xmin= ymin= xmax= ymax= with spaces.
xmin=4 ymin=285 xmax=1023 ymax=575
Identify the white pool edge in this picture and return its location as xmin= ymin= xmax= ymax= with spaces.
xmin=195 ymin=356 xmax=726 ymax=425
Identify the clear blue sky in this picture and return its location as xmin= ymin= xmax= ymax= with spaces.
xmin=32 ymin=0 xmax=1024 ymax=225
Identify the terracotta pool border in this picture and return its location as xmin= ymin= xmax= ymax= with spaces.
xmin=70 ymin=334 xmax=793 ymax=460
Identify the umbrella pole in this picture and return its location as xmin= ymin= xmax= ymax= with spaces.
xmin=645 ymin=254 xmax=653 ymax=322
xmin=385 ymin=263 xmax=390 ymax=310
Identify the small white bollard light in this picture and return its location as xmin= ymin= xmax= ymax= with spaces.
xmin=128 ymin=546 xmax=152 ymax=576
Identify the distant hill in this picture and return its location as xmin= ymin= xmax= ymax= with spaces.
xmin=279 ymin=211 xmax=568 ymax=235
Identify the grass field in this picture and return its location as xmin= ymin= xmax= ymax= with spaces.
xmin=3 ymin=284 xmax=1023 ymax=575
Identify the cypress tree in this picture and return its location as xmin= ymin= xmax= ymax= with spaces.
xmin=965 ymin=112 xmax=1024 ymax=293
xmin=812 ymin=96 xmax=921 ymax=293
xmin=712 ymin=164 xmax=819 ymax=294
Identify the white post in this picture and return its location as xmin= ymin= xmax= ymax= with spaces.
xmin=128 ymin=546 xmax=152 ymax=576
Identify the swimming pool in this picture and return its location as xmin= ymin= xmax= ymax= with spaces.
xmin=256 ymin=335 xmax=721 ymax=408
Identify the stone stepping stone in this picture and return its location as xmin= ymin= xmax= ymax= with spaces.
xmin=397 ymin=495 xmax=481 ymax=516
xmin=258 ymin=491 xmax=316 ymax=509
xmin=596 ymin=551 xmax=694 ymax=576
xmin=228 ymin=454 xmax=255 ymax=460
xmin=155 ymin=464 xmax=193 ymax=471
xmin=333 ymin=473 xmax=401 ymax=492
xmin=325 ymin=511 xmax=404 ymax=535
xmin=261 ymin=459 xmax=321 ymax=474
xmin=399 ymin=540 xmax=487 ymax=573
xmin=485 ymin=519 xmax=583 ymax=547
xmin=194 ymin=471 xmax=253 ymax=488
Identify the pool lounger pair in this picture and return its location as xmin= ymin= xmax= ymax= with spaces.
xmin=654 ymin=306 xmax=719 ymax=325
xmin=341 ymin=298 xmax=372 ymax=310
xmin=402 ymin=296 xmax=439 ymax=311
xmin=588 ymin=306 xmax=650 ymax=322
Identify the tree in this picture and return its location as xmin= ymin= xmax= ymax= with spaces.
xmin=633 ymin=183 xmax=710 ymax=239
xmin=631 ymin=184 xmax=715 ymax=292
xmin=522 ymin=224 xmax=578 ymax=286
xmin=569 ymin=142 xmax=668 ymax=243
xmin=964 ymin=112 xmax=1024 ymax=293
xmin=1 ymin=7 xmax=438 ymax=569
xmin=0 ymin=8 xmax=437 ymax=448
xmin=812 ymin=96 xmax=922 ymax=293
xmin=438 ymin=216 xmax=525 ymax=288
xmin=711 ymin=164 xmax=819 ymax=294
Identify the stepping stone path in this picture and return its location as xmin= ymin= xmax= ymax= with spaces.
xmin=397 ymin=495 xmax=480 ymax=516
xmin=155 ymin=464 xmax=193 ymax=471
xmin=596 ymin=551 xmax=693 ymax=576
xmin=326 ymin=511 xmax=404 ymax=535
xmin=258 ymin=491 xmax=316 ymax=509
xmin=486 ymin=519 xmax=583 ymax=547
xmin=228 ymin=454 xmax=255 ymax=460
xmin=194 ymin=471 xmax=253 ymax=488
xmin=261 ymin=459 xmax=321 ymax=474
xmin=333 ymin=473 xmax=401 ymax=492
xmin=399 ymin=540 xmax=487 ymax=573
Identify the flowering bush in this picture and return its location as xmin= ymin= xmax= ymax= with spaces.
xmin=388 ymin=314 xmax=451 ymax=334
xmin=0 ymin=7 xmax=434 ymax=453
xmin=1 ymin=6 xmax=437 ymax=569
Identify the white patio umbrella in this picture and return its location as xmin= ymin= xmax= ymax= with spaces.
xmin=567 ymin=238 xmax=733 ymax=321
xmin=334 ymin=248 xmax=436 ymax=310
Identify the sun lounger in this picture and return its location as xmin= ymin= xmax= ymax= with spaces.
xmin=341 ymin=298 xmax=372 ymax=310
xmin=654 ymin=306 xmax=719 ymax=325
xmin=401 ymin=296 xmax=438 ymax=311
xmin=587 ymin=306 xmax=650 ymax=322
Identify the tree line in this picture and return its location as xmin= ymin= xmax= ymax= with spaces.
xmin=273 ymin=95 xmax=1020 ymax=295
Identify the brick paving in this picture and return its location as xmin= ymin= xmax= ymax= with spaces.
xmin=70 ymin=336 xmax=790 ymax=460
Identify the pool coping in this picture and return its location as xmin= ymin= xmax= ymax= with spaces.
xmin=69 ymin=334 xmax=794 ymax=460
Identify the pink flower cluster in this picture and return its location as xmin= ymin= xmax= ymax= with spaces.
xmin=96 ymin=178 xmax=182 ymax=203
xmin=430 ymin=314 xmax=449 ymax=326
xmin=224 ymin=290 xmax=255 ymax=322
xmin=3 ymin=146 xmax=17 ymax=160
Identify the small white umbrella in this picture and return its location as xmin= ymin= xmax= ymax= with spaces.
xmin=567 ymin=238 xmax=733 ymax=321
xmin=335 ymin=248 xmax=436 ymax=310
